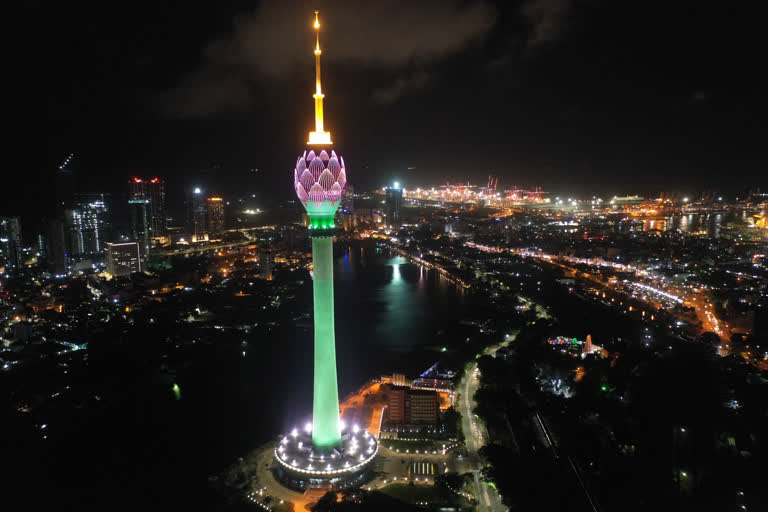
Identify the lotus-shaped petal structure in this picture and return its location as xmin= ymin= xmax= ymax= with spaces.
xmin=294 ymin=149 xmax=346 ymax=214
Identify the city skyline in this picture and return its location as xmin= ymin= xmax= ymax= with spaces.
xmin=29 ymin=1 xmax=765 ymax=220
xmin=5 ymin=3 xmax=768 ymax=512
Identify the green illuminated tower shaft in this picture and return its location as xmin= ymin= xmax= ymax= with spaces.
xmin=293 ymin=11 xmax=347 ymax=453
xmin=310 ymin=236 xmax=342 ymax=450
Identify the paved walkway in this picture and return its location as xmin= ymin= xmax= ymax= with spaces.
xmin=253 ymin=442 xmax=313 ymax=511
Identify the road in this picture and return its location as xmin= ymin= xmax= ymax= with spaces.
xmin=687 ymin=293 xmax=729 ymax=340
xmin=455 ymin=338 xmax=512 ymax=512
xmin=152 ymin=239 xmax=255 ymax=257
xmin=531 ymin=254 xmax=730 ymax=336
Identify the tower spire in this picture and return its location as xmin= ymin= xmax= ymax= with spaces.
xmin=308 ymin=11 xmax=332 ymax=145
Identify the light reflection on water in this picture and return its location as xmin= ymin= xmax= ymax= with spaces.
xmin=331 ymin=247 xmax=467 ymax=394
xmin=641 ymin=212 xmax=744 ymax=237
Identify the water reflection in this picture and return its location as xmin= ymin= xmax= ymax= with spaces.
xmin=392 ymin=263 xmax=402 ymax=284
xmin=334 ymin=248 xmax=466 ymax=365
xmin=640 ymin=212 xmax=743 ymax=238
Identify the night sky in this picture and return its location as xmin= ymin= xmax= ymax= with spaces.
xmin=32 ymin=0 xmax=767 ymax=219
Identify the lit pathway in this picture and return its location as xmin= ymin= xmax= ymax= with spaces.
xmin=253 ymin=442 xmax=313 ymax=511
xmin=455 ymin=336 xmax=514 ymax=512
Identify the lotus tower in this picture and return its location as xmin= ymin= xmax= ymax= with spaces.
xmin=273 ymin=12 xmax=377 ymax=490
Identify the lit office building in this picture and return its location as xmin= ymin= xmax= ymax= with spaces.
xmin=129 ymin=198 xmax=151 ymax=257
xmin=129 ymin=177 xmax=167 ymax=237
xmin=186 ymin=187 xmax=207 ymax=236
xmin=65 ymin=194 xmax=109 ymax=256
xmin=206 ymin=197 xmax=225 ymax=234
xmin=105 ymin=242 xmax=141 ymax=277
xmin=385 ymin=183 xmax=403 ymax=226
xmin=0 ymin=216 xmax=23 ymax=271
xmin=382 ymin=384 xmax=440 ymax=426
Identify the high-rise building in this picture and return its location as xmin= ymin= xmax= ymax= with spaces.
xmin=46 ymin=219 xmax=67 ymax=274
xmin=129 ymin=198 xmax=151 ymax=258
xmin=65 ymin=194 xmax=109 ymax=256
xmin=0 ymin=216 xmax=23 ymax=271
xmin=129 ymin=177 xmax=167 ymax=238
xmin=36 ymin=231 xmax=47 ymax=262
xmin=206 ymin=197 xmax=225 ymax=234
xmin=275 ymin=12 xmax=376 ymax=491
xmin=186 ymin=187 xmax=207 ymax=236
xmin=105 ymin=242 xmax=141 ymax=277
xmin=385 ymin=183 xmax=403 ymax=226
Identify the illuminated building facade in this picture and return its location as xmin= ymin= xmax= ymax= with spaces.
xmin=129 ymin=177 xmax=167 ymax=257
xmin=129 ymin=177 xmax=167 ymax=237
xmin=206 ymin=197 xmax=225 ymax=234
xmin=0 ymin=216 xmax=23 ymax=272
xmin=407 ymin=390 xmax=440 ymax=424
xmin=186 ymin=187 xmax=207 ymax=236
xmin=129 ymin=198 xmax=151 ymax=257
xmin=65 ymin=194 xmax=109 ymax=257
xmin=275 ymin=12 xmax=376 ymax=491
xmin=385 ymin=387 xmax=406 ymax=423
xmin=105 ymin=242 xmax=141 ymax=277
xmin=385 ymin=183 xmax=402 ymax=226
xmin=382 ymin=384 xmax=440 ymax=426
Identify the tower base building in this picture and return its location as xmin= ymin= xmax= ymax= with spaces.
xmin=274 ymin=423 xmax=378 ymax=490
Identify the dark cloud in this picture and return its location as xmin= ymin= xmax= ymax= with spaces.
xmin=522 ymin=0 xmax=572 ymax=48
xmin=162 ymin=69 xmax=256 ymax=119
xmin=372 ymin=70 xmax=433 ymax=105
xmin=159 ymin=0 xmax=495 ymax=118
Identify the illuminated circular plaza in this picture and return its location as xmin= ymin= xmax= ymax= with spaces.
xmin=274 ymin=422 xmax=378 ymax=490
